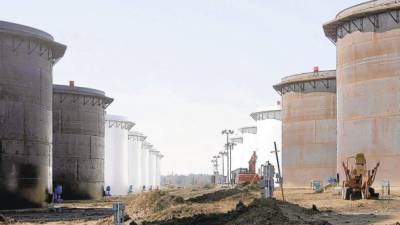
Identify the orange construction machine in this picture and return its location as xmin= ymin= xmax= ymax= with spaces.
xmin=342 ymin=153 xmax=380 ymax=200
xmin=235 ymin=151 xmax=260 ymax=184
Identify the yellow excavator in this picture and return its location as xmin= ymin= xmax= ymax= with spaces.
xmin=342 ymin=153 xmax=380 ymax=200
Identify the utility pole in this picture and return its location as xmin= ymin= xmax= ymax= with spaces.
xmin=271 ymin=141 xmax=284 ymax=201
xmin=228 ymin=142 xmax=236 ymax=186
xmin=222 ymin=129 xmax=234 ymax=186
xmin=219 ymin=151 xmax=225 ymax=180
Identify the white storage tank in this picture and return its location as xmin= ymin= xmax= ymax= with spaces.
xmin=250 ymin=105 xmax=282 ymax=179
xmin=148 ymin=149 xmax=159 ymax=190
xmin=141 ymin=141 xmax=152 ymax=191
xmin=128 ymin=131 xmax=146 ymax=193
xmin=155 ymin=152 xmax=164 ymax=189
xmin=237 ymin=126 xmax=257 ymax=170
xmin=104 ymin=114 xmax=134 ymax=196
xmin=230 ymin=136 xmax=244 ymax=171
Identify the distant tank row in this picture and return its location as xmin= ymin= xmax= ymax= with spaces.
xmin=0 ymin=21 xmax=162 ymax=209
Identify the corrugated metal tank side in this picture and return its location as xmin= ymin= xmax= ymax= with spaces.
xmin=324 ymin=1 xmax=400 ymax=186
xmin=0 ymin=21 xmax=66 ymax=209
xmin=274 ymin=70 xmax=337 ymax=187
xmin=53 ymin=85 xmax=112 ymax=200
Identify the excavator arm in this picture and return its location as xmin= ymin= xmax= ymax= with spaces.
xmin=368 ymin=162 xmax=380 ymax=186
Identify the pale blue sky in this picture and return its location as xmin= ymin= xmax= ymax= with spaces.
xmin=1 ymin=0 xmax=363 ymax=175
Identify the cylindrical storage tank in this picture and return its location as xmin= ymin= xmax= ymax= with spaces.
xmin=155 ymin=153 xmax=163 ymax=189
xmin=324 ymin=1 xmax=400 ymax=187
xmin=141 ymin=141 xmax=152 ymax=191
xmin=0 ymin=21 xmax=66 ymax=209
xmin=53 ymin=84 xmax=113 ymax=200
xmin=250 ymin=105 xmax=282 ymax=177
xmin=237 ymin=127 xmax=257 ymax=170
xmin=230 ymin=136 xmax=244 ymax=172
xmin=128 ymin=131 xmax=146 ymax=192
xmin=273 ymin=70 xmax=337 ymax=187
xmin=104 ymin=115 xmax=134 ymax=196
xmin=148 ymin=149 xmax=158 ymax=190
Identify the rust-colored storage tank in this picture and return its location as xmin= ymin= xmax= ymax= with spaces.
xmin=324 ymin=0 xmax=400 ymax=186
xmin=274 ymin=70 xmax=337 ymax=187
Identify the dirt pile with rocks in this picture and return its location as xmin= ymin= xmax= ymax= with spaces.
xmin=187 ymin=189 xmax=242 ymax=203
xmin=139 ymin=198 xmax=332 ymax=225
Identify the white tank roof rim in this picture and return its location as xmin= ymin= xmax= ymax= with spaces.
xmin=105 ymin=114 xmax=135 ymax=130
xmin=128 ymin=131 xmax=146 ymax=138
xmin=239 ymin=126 xmax=257 ymax=134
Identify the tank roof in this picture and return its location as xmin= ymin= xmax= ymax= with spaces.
xmin=250 ymin=105 xmax=282 ymax=121
xmin=105 ymin=114 xmax=135 ymax=131
xmin=105 ymin=114 xmax=134 ymax=123
xmin=150 ymin=149 xmax=160 ymax=154
xmin=239 ymin=126 xmax=257 ymax=134
xmin=323 ymin=0 xmax=400 ymax=42
xmin=0 ymin=21 xmax=66 ymax=60
xmin=280 ymin=70 xmax=336 ymax=83
xmin=128 ymin=131 xmax=146 ymax=138
xmin=251 ymin=105 xmax=281 ymax=117
xmin=143 ymin=141 xmax=153 ymax=149
xmin=273 ymin=70 xmax=336 ymax=93
xmin=53 ymin=84 xmax=113 ymax=104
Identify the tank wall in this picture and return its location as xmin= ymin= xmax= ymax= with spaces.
xmin=128 ymin=138 xmax=142 ymax=192
xmin=282 ymin=91 xmax=337 ymax=187
xmin=337 ymin=22 xmax=400 ymax=186
xmin=232 ymin=133 xmax=256 ymax=171
xmin=155 ymin=156 xmax=161 ymax=188
xmin=53 ymin=93 xmax=106 ymax=200
xmin=0 ymin=33 xmax=63 ymax=209
xmin=141 ymin=147 xmax=150 ymax=190
xmin=148 ymin=152 xmax=157 ymax=189
xmin=104 ymin=123 xmax=129 ymax=196
xmin=231 ymin=143 xmax=244 ymax=172
xmin=255 ymin=119 xmax=282 ymax=177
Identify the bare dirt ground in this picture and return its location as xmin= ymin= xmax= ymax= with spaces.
xmin=1 ymin=186 xmax=399 ymax=225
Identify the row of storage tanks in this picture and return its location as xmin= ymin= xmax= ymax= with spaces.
xmin=232 ymin=0 xmax=400 ymax=189
xmin=0 ymin=21 xmax=162 ymax=209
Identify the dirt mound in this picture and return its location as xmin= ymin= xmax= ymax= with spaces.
xmin=187 ymin=189 xmax=242 ymax=203
xmin=141 ymin=198 xmax=332 ymax=225
xmin=154 ymin=193 xmax=185 ymax=212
